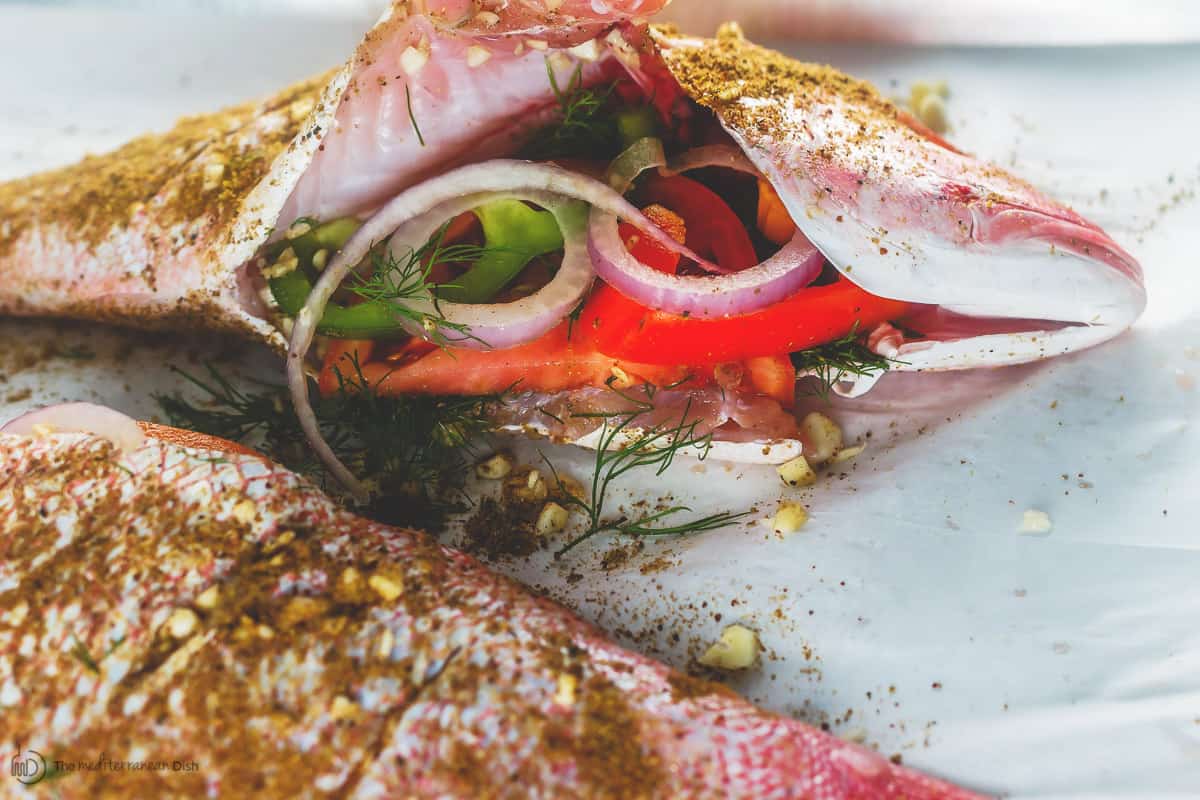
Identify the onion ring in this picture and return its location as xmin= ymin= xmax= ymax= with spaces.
xmin=384 ymin=192 xmax=592 ymax=350
xmin=587 ymin=141 xmax=824 ymax=318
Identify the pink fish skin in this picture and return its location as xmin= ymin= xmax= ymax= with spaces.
xmin=278 ymin=0 xmax=668 ymax=223
xmin=0 ymin=1 xmax=665 ymax=350
xmin=0 ymin=422 xmax=984 ymax=799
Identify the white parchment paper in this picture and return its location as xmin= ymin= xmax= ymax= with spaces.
xmin=1 ymin=8 xmax=1197 ymax=796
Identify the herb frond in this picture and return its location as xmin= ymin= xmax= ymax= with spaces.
xmin=521 ymin=63 xmax=619 ymax=161
xmin=346 ymin=225 xmax=501 ymax=348
xmin=791 ymin=323 xmax=898 ymax=400
xmin=405 ymin=84 xmax=425 ymax=147
xmin=69 ymin=633 xmax=124 ymax=675
xmin=564 ymin=294 xmax=587 ymax=341
xmin=56 ymin=344 xmax=96 ymax=360
xmin=156 ymin=359 xmax=506 ymax=528
xmin=552 ymin=399 xmax=751 ymax=558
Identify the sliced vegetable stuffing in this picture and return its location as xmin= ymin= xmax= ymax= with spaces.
xmin=253 ymin=68 xmax=922 ymax=502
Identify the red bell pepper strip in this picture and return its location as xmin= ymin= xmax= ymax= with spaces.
xmin=579 ymin=279 xmax=910 ymax=365
xmin=638 ymin=174 xmax=758 ymax=271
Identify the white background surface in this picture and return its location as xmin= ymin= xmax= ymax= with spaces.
xmin=1 ymin=6 xmax=1199 ymax=796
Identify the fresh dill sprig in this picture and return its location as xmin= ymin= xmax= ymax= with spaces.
xmin=155 ymin=359 xmax=505 ymax=527
xmin=521 ymin=62 xmax=620 ymax=161
xmin=790 ymin=323 xmax=898 ymax=400
xmin=405 ymin=84 xmax=425 ymax=147
xmin=564 ymin=294 xmax=587 ymax=341
xmin=550 ymin=399 xmax=752 ymax=558
xmin=56 ymin=344 xmax=96 ymax=361
xmin=346 ymin=226 xmax=496 ymax=347
xmin=69 ymin=633 xmax=124 ymax=674
xmin=156 ymin=363 xmax=316 ymax=470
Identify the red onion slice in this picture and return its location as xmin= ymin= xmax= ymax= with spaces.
xmin=383 ymin=191 xmax=592 ymax=350
xmin=590 ymin=139 xmax=824 ymax=317
xmin=1 ymin=402 xmax=145 ymax=453
xmin=588 ymin=214 xmax=825 ymax=317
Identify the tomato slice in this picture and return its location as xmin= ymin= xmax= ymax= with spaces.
xmin=744 ymin=355 xmax=797 ymax=407
xmin=323 ymin=324 xmax=698 ymax=398
xmin=638 ymin=174 xmax=758 ymax=271
xmin=580 ymin=279 xmax=910 ymax=365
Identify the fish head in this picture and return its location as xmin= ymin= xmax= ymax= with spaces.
xmin=649 ymin=23 xmax=1147 ymax=373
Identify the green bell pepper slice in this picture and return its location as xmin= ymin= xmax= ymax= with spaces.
xmin=434 ymin=200 xmax=564 ymax=305
xmin=616 ymin=106 xmax=659 ymax=149
xmin=268 ymin=202 xmax=568 ymax=339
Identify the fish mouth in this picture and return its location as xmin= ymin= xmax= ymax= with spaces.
xmin=977 ymin=204 xmax=1144 ymax=286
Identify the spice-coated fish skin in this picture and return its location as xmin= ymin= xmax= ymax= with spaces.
xmin=0 ymin=425 xmax=982 ymax=799
xmin=650 ymin=24 xmax=1145 ymax=373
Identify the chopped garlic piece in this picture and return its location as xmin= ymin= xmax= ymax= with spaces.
xmin=526 ymin=39 xmax=549 ymax=51
xmin=400 ymin=45 xmax=428 ymax=75
xmin=799 ymin=412 xmax=843 ymax=465
xmin=777 ymin=455 xmax=816 ymax=487
xmin=330 ymin=695 xmax=361 ymax=722
xmin=466 ymin=45 xmax=492 ymax=68
xmin=506 ymin=467 xmax=549 ymax=503
xmin=699 ymin=624 xmax=761 ymax=670
xmin=772 ymin=501 xmax=808 ymax=536
xmin=311 ymin=249 xmax=329 ymax=271
xmin=553 ymin=673 xmax=577 ymax=706
xmin=475 ymin=10 xmax=500 ymax=26
xmin=546 ymin=51 xmax=572 ymax=75
xmin=201 ymin=161 xmax=225 ymax=192
xmin=231 ymin=499 xmax=257 ymax=524
xmin=609 ymin=365 xmax=635 ymax=389
xmin=166 ymin=608 xmax=199 ymax=639
xmin=476 ymin=452 xmax=513 ymax=480
xmin=194 ymin=585 xmax=220 ymax=611
xmin=285 ymin=220 xmax=313 ymax=240
xmin=1019 ymin=509 xmax=1053 ymax=534
xmin=568 ymin=39 xmax=601 ymax=62
xmin=368 ymin=573 xmax=404 ymax=602
xmin=262 ymin=246 xmax=299 ymax=279
xmin=829 ymin=443 xmax=866 ymax=464
xmin=537 ymin=502 xmax=570 ymax=536
xmin=30 ymin=423 xmax=56 ymax=438
xmin=917 ymin=94 xmax=949 ymax=134
xmin=908 ymin=80 xmax=949 ymax=111
xmin=376 ymin=628 xmax=395 ymax=661
xmin=543 ymin=0 xmax=564 ymax=10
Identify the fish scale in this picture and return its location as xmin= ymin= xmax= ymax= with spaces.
xmin=0 ymin=429 xmax=981 ymax=798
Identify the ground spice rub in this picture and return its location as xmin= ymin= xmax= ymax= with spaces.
xmin=0 ymin=69 xmax=338 ymax=346
xmin=650 ymin=23 xmax=901 ymax=149
xmin=0 ymin=428 xmax=979 ymax=798
xmin=0 ymin=72 xmax=331 ymax=259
